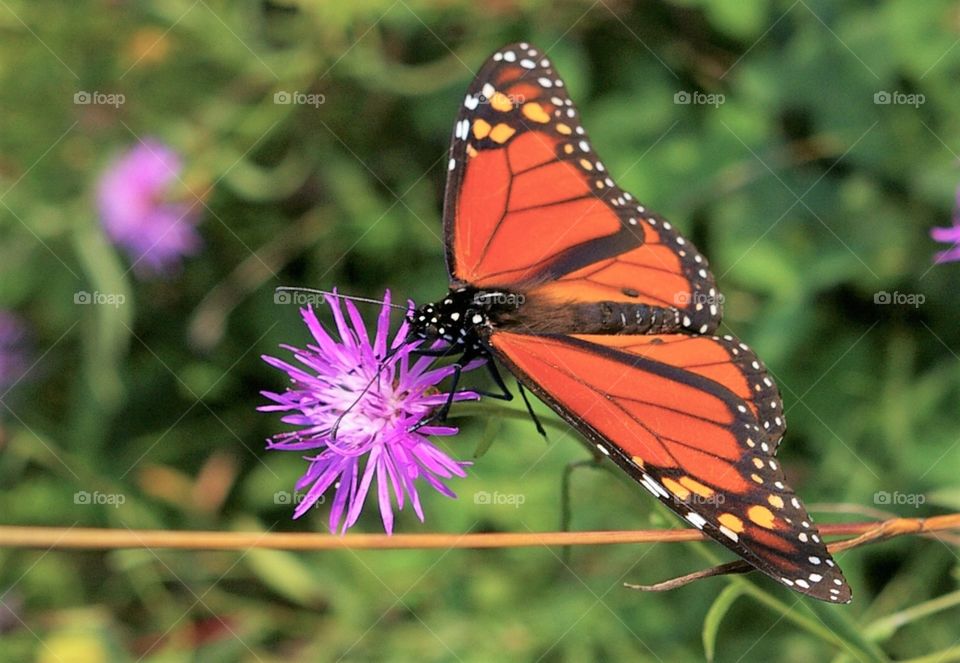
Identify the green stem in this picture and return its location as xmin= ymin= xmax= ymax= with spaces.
xmin=864 ymin=588 xmax=960 ymax=641
xmin=900 ymin=646 xmax=960 ymax=663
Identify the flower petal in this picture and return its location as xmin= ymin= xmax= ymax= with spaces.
xmin=260 ymin=288 xmax=476 ymax=533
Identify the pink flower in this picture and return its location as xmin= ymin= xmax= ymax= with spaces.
xmin=97 ymin=140 xmax=200 ymax=276
xmin=260 ymin=291 xmax=478 ymax=534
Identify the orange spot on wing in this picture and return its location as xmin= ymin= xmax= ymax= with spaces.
xmin=748 ymin=505 xmax=776 ymax=529
xmin=490 ymin=123 xmax=516 ymax=143
xmin=522 ymin=102 xmax=550 ymax=123
xmin=679 ymin=476 xmax=715 ymax=498
xmin=473 ymin=119 xmax=491 ymax=139
xmin=718 ymin=513 xmax=745 ymax=533
xmin=491 ymin=92 xmax=514 ymax=112
xmin=663 ymin=477 xmax=691 ymax=499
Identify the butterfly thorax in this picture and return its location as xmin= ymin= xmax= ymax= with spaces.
xmin=410 ymin=287 xmax=521 ymax=349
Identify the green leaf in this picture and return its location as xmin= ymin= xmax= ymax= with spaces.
xmin=473 ymin=414 xmax=503 ymax=459
xmin=927 ymin=487 xmax=960 ymax=511
xmin=702 ymin=584 xmax=745 ymax=661
xmin=243 ymin=546 xmax=326 ymax=608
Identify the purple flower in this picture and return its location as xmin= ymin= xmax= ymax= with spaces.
xmin=931 ymin=186 xmax=960 ymax=263
xmin=0 ymin=312 xmax=28 ymax=393
xmin=259 ymin=290 xmax=477 ymax=534
xmin=97 ymin=140 xmax=201 ymax=276
xmin=932 ymin=224 xmax=960 ymax=263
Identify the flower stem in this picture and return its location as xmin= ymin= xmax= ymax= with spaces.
xmin=0 ymin=513 xmax=957 ymax=551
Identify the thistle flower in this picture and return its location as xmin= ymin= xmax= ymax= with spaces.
xmin=96 ymin=139 xmax=201 ymax=276
xmin=259 ymin=291 xmax=477 ymax=534
xmin=931 ymin=185 xmax=960 ymax=263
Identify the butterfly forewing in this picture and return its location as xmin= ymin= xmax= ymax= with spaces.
xmin=443 ymin=43 xmax=721 ymax=334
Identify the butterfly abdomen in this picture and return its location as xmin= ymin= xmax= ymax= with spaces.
xmin=493 ymin=296 xmax=686 ymax=335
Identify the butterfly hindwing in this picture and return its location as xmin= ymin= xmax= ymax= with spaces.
xmin=443 ymin=43 xmax=721 ymax=334
xmin=487 ymin=330 xmax=850 ymax=602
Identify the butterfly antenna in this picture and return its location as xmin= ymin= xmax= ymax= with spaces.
xmin=275 ymin=287 xmax=409 ymax=311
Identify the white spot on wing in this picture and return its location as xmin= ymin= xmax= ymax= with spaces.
xmin=685 ymin=512 xmax=707 ymax=529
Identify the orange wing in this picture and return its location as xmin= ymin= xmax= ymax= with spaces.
xmin=443 ymin=43 xmax=721 ymax=333
xmin=488 ymin=329 xmax=850 ymax=603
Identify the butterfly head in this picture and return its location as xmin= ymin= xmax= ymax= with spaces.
xmin=409 ymin=288 xmax=499 ymax=348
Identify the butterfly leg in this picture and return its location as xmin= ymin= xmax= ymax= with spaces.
xmin=516 ymin=380 xmax=547 ymax=439
xmin=409 ymin=348 xmax=545 ymax=438
xmin=409 ymin=341 xmax=490 ymax=431
xmin=482 ymin=359 xmax=547 ymax=439
xmin=409 ymin=360 xmax=466 ymax=432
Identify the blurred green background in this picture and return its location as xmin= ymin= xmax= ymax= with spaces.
xmin=2 ymin=0 xmax=960 ymax=661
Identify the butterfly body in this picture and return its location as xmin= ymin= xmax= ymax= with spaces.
xmin=413 ymin=42 xmax=852 ymax=603
xmin=415 ymin=288 xmax=691 ymax=342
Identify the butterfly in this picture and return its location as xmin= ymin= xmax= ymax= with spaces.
xmin=408 ymin=42 xmax=851 ymax=603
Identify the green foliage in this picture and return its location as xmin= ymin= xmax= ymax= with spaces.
xmin=2 ymin=0 xmax=960 ymax=661
xmin=703 ymin=585 xmax=745 ymax=661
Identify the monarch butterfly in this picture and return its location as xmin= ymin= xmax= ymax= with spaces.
xmin=409 ymin=43 xmax=851 ymax=603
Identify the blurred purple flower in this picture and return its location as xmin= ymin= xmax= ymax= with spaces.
xmin=931 ymin=186 xmax=960 ymax=263
xmin=97 ymin=139 xmax=200 ymax=276
xmin=259 ymin=290 xmax=477 ymax=534
xmin=0 ymin=312 xmax=28 ymax=393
